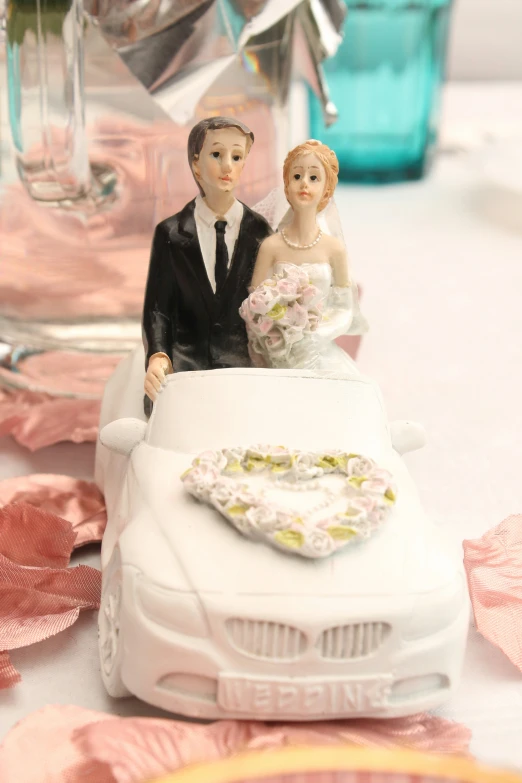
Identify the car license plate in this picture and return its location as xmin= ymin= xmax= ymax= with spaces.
xmin=218 ymin=674 xmax=393 ymax=715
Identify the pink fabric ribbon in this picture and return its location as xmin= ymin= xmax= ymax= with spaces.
xmin=0 ymin=705 xmax=471 ymax=783
xmin=463 ymin=514 xmax=522 ymax=671
xmin=0 ymin=475 xmax=107 ymax=688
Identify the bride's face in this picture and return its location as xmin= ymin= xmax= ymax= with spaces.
xmin=286 ymin=153 xmax=326 ymax=212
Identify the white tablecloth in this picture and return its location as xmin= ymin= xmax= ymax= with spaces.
xmin=1 ymin=83 xmax=522 ymax=771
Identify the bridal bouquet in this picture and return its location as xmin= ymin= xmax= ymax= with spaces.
xmin=240 ymin=264 xmax=323 ymax=367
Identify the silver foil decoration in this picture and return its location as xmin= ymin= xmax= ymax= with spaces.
xmin=84 ymin=0 xmax=346 ymax=127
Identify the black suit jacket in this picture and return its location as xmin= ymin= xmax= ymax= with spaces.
xmin=142 ymin=198 xmax=272 ymax=373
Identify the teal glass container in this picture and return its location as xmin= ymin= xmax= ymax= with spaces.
xmin=309 ymin=0 xmax=453 ymax=183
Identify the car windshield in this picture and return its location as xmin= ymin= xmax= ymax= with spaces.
xmin=147 ymin=370 xmax=390 ymax=457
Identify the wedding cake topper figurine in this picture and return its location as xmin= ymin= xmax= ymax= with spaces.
xmin=97 ymin=132 xmax=469 ymax=720
xmin=142 ymin=117 xmax=272 ymax=409
xmin=240 ymin=139 xmax=368 ymax=372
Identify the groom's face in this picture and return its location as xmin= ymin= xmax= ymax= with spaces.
xmin=192 ymin=128 xmax=249 ymax=200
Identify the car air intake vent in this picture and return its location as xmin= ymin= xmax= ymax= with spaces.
xmin=318 ymin=622 xmax=391 ymax=659
xmin=226 ymin=618 xmax=307 ymax=660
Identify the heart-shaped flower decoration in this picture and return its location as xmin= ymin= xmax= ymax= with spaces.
xmin=181 ymin=446 xmax=396 ymax=559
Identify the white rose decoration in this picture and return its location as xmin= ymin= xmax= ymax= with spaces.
xmin=269 ymin=446 xmax=292 ymax=462
xmin=186 ymin=464 xmax=219 ymax=501
xmin=367 ymin=503 xmax=388 ymax=527
xmin=232 ymin=514 xmax=256 ymax=535
xmin=293 ymin=452 xmax=323 ymax=480
xmin=236 ymin=489 xmax=259 ymax=507
xmin=210 ymin=479 xmax=235 ymax=506
xmin=303 ymin=528 xmax=335 ymax=557
xmin=223 ymin=447 xmax=246 ymax=464
xmin=347 ymin=455 xmax=374 ymax=477
xmin=197 ymin=450 xmax=227 ymax=471
xmin=246 ymin=504 xmax=280 ymax=532
xmin=247 ymin=445 xmax=270 ymax=460
xmin=275 ymin=510 xmax=296 ymax=530
xmin=342 ymin=495 xmax=376 ymax=522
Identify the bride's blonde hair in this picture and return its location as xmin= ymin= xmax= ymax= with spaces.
xmin=283 ymin=139 xmax=339 ymax=212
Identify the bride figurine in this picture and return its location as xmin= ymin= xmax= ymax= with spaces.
xmin=240 ymin=139 xmax=368 ymax=372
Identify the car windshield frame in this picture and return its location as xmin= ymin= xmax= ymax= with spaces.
xmin=146 ymin=371 xmax=391 ymax=456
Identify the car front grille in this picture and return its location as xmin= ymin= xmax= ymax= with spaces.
xmin=318 ymin=622 xmax=391 ymax=660
xmin=226 ymin=618 xmax=307 ymax=660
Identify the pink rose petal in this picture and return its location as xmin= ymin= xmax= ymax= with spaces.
xmin=78 ymin=713 xmax=471 ymax=783
xmin=0 ymin=704 xmax=471 ymax=783
xmin=0 ymin=498 xmax=102 ymax=687
xmin=0 ymin=388 xmax=100 ymax=451
xmin=0 ymin=705 xmax=115 ymax=782
xmin=0 ymin=553 xmax=101 ymax=651
xmin=0 ymin=503 xmax=77 ymax=568
xmin=464 ymin=513 xmax=522 ymax=671
xmin=0 ymin=650 xmax=21 ymax=690
xmin=0 ymin=475 xmax=107 ymax=547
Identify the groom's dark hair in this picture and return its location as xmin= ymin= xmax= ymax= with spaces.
xmin=188 ymin=117 xmax=254 ymax=196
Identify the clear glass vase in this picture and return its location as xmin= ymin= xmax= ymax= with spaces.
xmin=309 ymin=0 xmax=453 ymax=183
xmin=5 ymin=0 xmax=115 ymax=203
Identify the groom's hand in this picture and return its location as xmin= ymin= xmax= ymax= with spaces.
xmin=145 ymin=355 xmax=172 ymax=402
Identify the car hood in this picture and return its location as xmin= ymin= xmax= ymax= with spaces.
xmin=123 ymin=444 xmax=461 ymax=597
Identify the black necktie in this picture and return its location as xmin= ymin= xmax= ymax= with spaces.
xmin=214 ymin=220 xmax=229 ymax=294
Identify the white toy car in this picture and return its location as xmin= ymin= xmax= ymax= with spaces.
xmin=95 ymin=347 xmax=469 ymax=720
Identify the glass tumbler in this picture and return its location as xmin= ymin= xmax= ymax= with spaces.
xmin=309 ymin=0 xmax=454 ymax=183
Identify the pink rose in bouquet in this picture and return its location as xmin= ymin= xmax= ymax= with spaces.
xmin=283 ymin=325 xmax=305 ymax=346
xmin=264 ymin=329 xmax=287 ymax=359
xmin=240 ymin=265 xmax=323 ymax=367
xmin=248 ymin=340 xmax=269 ymax=367
xmin=281 ymin=263 xmax=310 ymax=287
xmin=256 ymin=315 xmax=275 ymax=335
xmin=247 ymin=286 xmax=279 ymax=316
xmin=300 ymin=284 xmax=322 ymax=307
xmin=275 ymin=277 xmax=299 ymax=302
xmin=307 ymin=310 xmax=321 ymax=331
xmin=286 ymin=302 xmax=309 ymax=328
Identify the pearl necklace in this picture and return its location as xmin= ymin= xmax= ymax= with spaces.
xmin=281 ymin=227 xmax=323 ymax=250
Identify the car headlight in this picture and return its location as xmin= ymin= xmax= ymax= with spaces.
xmin=403 ymin=574 xmax=466 ymax=641
xmin=136 ymin=577 xmax=209 ymax=638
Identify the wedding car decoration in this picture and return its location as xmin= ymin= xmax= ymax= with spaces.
xmin=96 ymin=362 xmax=469 ymax=720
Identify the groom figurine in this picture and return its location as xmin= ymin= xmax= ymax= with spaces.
xmin=142 ymin=117 xmax=272 ymax=407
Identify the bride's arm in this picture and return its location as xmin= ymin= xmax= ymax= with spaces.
xmin=329 ymin=238 xmax=352 ymax=287
xmin=249 ymin=235 xmax=276 ymax=291
xmin=326 ymin=237 xmax=369 ymax=337
xmin=309 ymin=236 xmax=355 ymax=341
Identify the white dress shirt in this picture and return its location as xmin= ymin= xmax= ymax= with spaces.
xmin=194 ymin=195 xmax=244 ymax=292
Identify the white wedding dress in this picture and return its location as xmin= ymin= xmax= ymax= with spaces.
xmin=246 ymin=191 xmax=368 ymax=374
xmin=255 ymin=261 xmax=364 ymax=374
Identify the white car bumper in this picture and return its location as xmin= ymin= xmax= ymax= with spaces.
xmin=116 ymin=567 xmax=470 ymax=720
